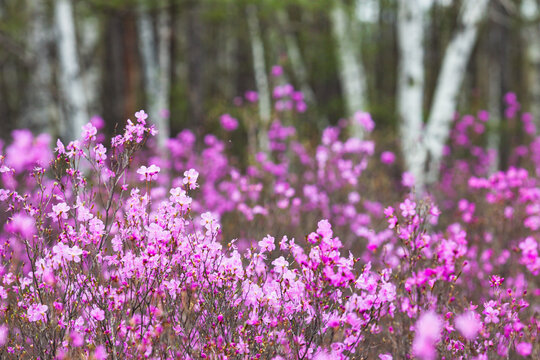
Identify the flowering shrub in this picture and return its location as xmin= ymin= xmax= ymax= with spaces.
xmin=0 ymin=90 xmax=539 ymax=358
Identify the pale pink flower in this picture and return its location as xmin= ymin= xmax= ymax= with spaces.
xmin=455 ymin=311 xmax=481 ymax=340
xmin=137 ymin=164 xmax=160 ymax=181
xmin=90 ymin=307 xmax=105 ymax=321
xmin=412 ymin=311 xmax=442 ymax=360
xmin=27 ymin=303 xmax=48 ymax=322
xmin=183 ymin=168 xmax=199 ymax=189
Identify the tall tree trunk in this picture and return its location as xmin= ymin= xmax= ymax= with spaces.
xmin=138 ymin=2 xmax=171 ymax=150
xmin=424 ymin=0 xmax=489 ymax=184
xmin=331 ymin=0 xmax=368 ymax=138
xmin=218 ymin=9 xmax=238 ymax=100
xmin=22 ymin=0 xmax=56 ymax=135
xmin=102 ymin=14 xmax=125 ymax=134
xmin=487 ymin=2 xmax=506 ymax=173
xmin=396 ymin=0 xmax=432 ymax=192
xmin=246 ymin=4 xmax=271 ymax=152
xmin=187 ymin=2 xmax=205 ymax=128
xmin=521 ymin=0 xmax=540 ymax=130
xmin=122 ymin=14 xmax=139 ymax=121
xmin=80 ymin=15 xmax=101 ymax=115
xmin=54 ymin=0 xmax=88 ymax=140
xmin=277 ymin=9 xmax=316 ymax=107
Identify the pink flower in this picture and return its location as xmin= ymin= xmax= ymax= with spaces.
xmin=412 ymin=311 xmax=442 ymax=360
xmin=137 ymin=164 xmax=160 ymax=181
xmin=220 ymin=114 xmax=239 ymax=131
xmin=455 ymin=311 xmax=481 ymax=340
xmin=135 ymin=110 xmax=148 ymax=124
xmin=0 ymin=325 xmax=7 ymax=346
xmin=27 ymin=303 xmax=48 ymax=322
xmin=183 ymin=168 xmax=199 ymax=189
xmin=68 ymin=246 xmax=83 ymax=263
xmin=483 ymin=300 xmax=500 ymax=324
xmin=380 ymin=151 xmax=395 ymax=165
xmin=317 ymin=219 xmax=333 ymax=240
xmin=354 ymin=111 xmax=375 ymax=132
xmin=93 ymin=144 xmax=107 ymax=166
xmin=400 ymin=198 xmax=416 ymax=218
xmin=94 ymin=345 xmax=108 ymax=360
xmin=489 ymin=275 xmax=504 ymax=287
xmin=516 ymin=342 xmax=532 ymax=357
xmin=272 ymin=256 xmax=289 ymax=273
xmin=402 ymin=171 xmax=415 ymax=188
xmin=258 ymin=235 xmax=275 ymax=253
xmin=49 ymin=202 xmax=71 ymax=220
xmin=55 ymin=139 xmax=66 ymax=154
xmin=70 ymin=331 xmax=84 ymax=347
xmin=245 ymin=91 xmax=259 ymax=103
xmin=90 ymin=307 xmax=105 ymax=321
xmin=82 ymin=123 xmax=97 ymax=142
xmin=379 ymin=355 xmax=393 ymax=360
xmin=271 ymin=65 xmax=283 ymax=77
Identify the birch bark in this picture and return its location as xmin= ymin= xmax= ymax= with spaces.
xmin=54 ymin=0 xmax=88 ymax=140
xmin=331 ymin=0 xmax=368 ymax=139
xmin=246 ymin=4 xmax=271 ymax=152
xmin=138 ymin=4 xmax=171 ymax=151
xmin=521 ymin=0 xmax=540 ymax=130
xmin=396 ymin=0 xmax=432 ymax=191
xmin=424 ymin=0 xmax=489 ymax=183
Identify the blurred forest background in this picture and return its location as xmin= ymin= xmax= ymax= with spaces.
xmin=0 ymin=0 xmax=539 ymax=162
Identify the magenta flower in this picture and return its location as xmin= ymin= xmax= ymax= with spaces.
xmin=271 ymin=65 xmax=283 ymax=77
xmin=515 ymin=342 xmax=532 ymax=357
xmin=455 ymin=311 xmax=481 ymax=340
xmin=380 ymin=151 xmax=395 ymax=164
xmin=245 ymin=91 xmax=259 ymax=102
xmin=90 ymin=307 xmax=105 ymax=321
xmin=220 ymin=114 xmax=239 ymax=131
xmin=412 ymin=311 xmax=442 ymax=360
xmin=94 ymin=345 xmax=108 ymax=360
xmin=0 ymin=325 xmax=7 ymax=346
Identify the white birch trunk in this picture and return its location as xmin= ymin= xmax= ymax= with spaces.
xmin=246 ymin=5 xmax=271 ymax=152
xmin=331 ymin=0 xmax=368 ymax=138
xmin=138 ymin=6 xmax=171 ymax=151
xmin=276 ymin=10 xmax=316 ymax=106
xmin=522 ymin=0 xmax=540 ymax=130
xmin=424 ymin=0 xmax=489 ymax=184
xmin=54 ymin=0 xmax=88 ymax=140
xmin=355 ymin=0 xmax=379 ymax=24
xmin=396 ymin=0 xmax=432 ymax=192
xmin=22 ymin=0 xmax=55 ymax=134
xmin=487 ymin=54 xmax=501 ymax=173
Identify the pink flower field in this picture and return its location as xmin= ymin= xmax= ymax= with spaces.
xmin=0 ymin=95 xmax=538 ymax=359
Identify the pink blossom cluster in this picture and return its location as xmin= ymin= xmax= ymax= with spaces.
xmin=0 ymin=91 xmax=538 ymax=358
